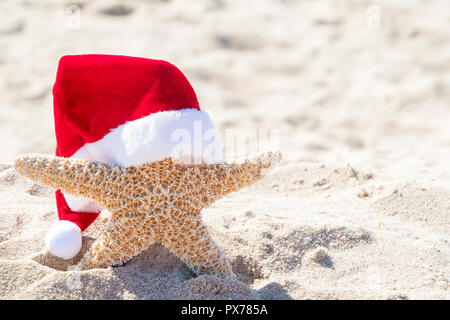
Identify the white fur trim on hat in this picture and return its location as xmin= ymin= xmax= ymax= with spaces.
xmin=64 ymin=108 xmax=223 ymax=212
xmin=45 ymin=220 xmax=82 ymax=259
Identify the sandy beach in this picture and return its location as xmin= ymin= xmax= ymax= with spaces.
xmin=0 ymin=0 xmax=449 ymax=299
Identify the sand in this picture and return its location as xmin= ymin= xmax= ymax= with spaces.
xmin=0 ymin=0 xmax=449 ymax=299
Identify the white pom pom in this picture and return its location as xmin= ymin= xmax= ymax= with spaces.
xmin=45 ymin=220 xmax=82 ymax=259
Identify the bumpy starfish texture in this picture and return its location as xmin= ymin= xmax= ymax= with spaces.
xmin=14 ymin=151 xmax=281 ymax=279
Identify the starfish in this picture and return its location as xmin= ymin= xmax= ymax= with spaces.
xmin=14 ymin=151 xmax=281 ymax=279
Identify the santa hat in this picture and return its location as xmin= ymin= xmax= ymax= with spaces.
xmin=47 ymin=54 xmax=222 ymax=259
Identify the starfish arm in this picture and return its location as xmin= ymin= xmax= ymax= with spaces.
xmin=14 ymin=154 xmax=123 ymax=206
xmin=196 ymin=151 xmax=282 ymax=205
xmin=76 ymin=214 xmax=157 ymax=270
xmin=160 ymin=215 xmax=235 ymax=279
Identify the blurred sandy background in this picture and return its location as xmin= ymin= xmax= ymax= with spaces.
xmin=0 ymin=0 xmax=449 ymax=299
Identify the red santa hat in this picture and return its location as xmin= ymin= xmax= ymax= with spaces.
xmin=47 ymin=54 xmax=222 ymax=259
